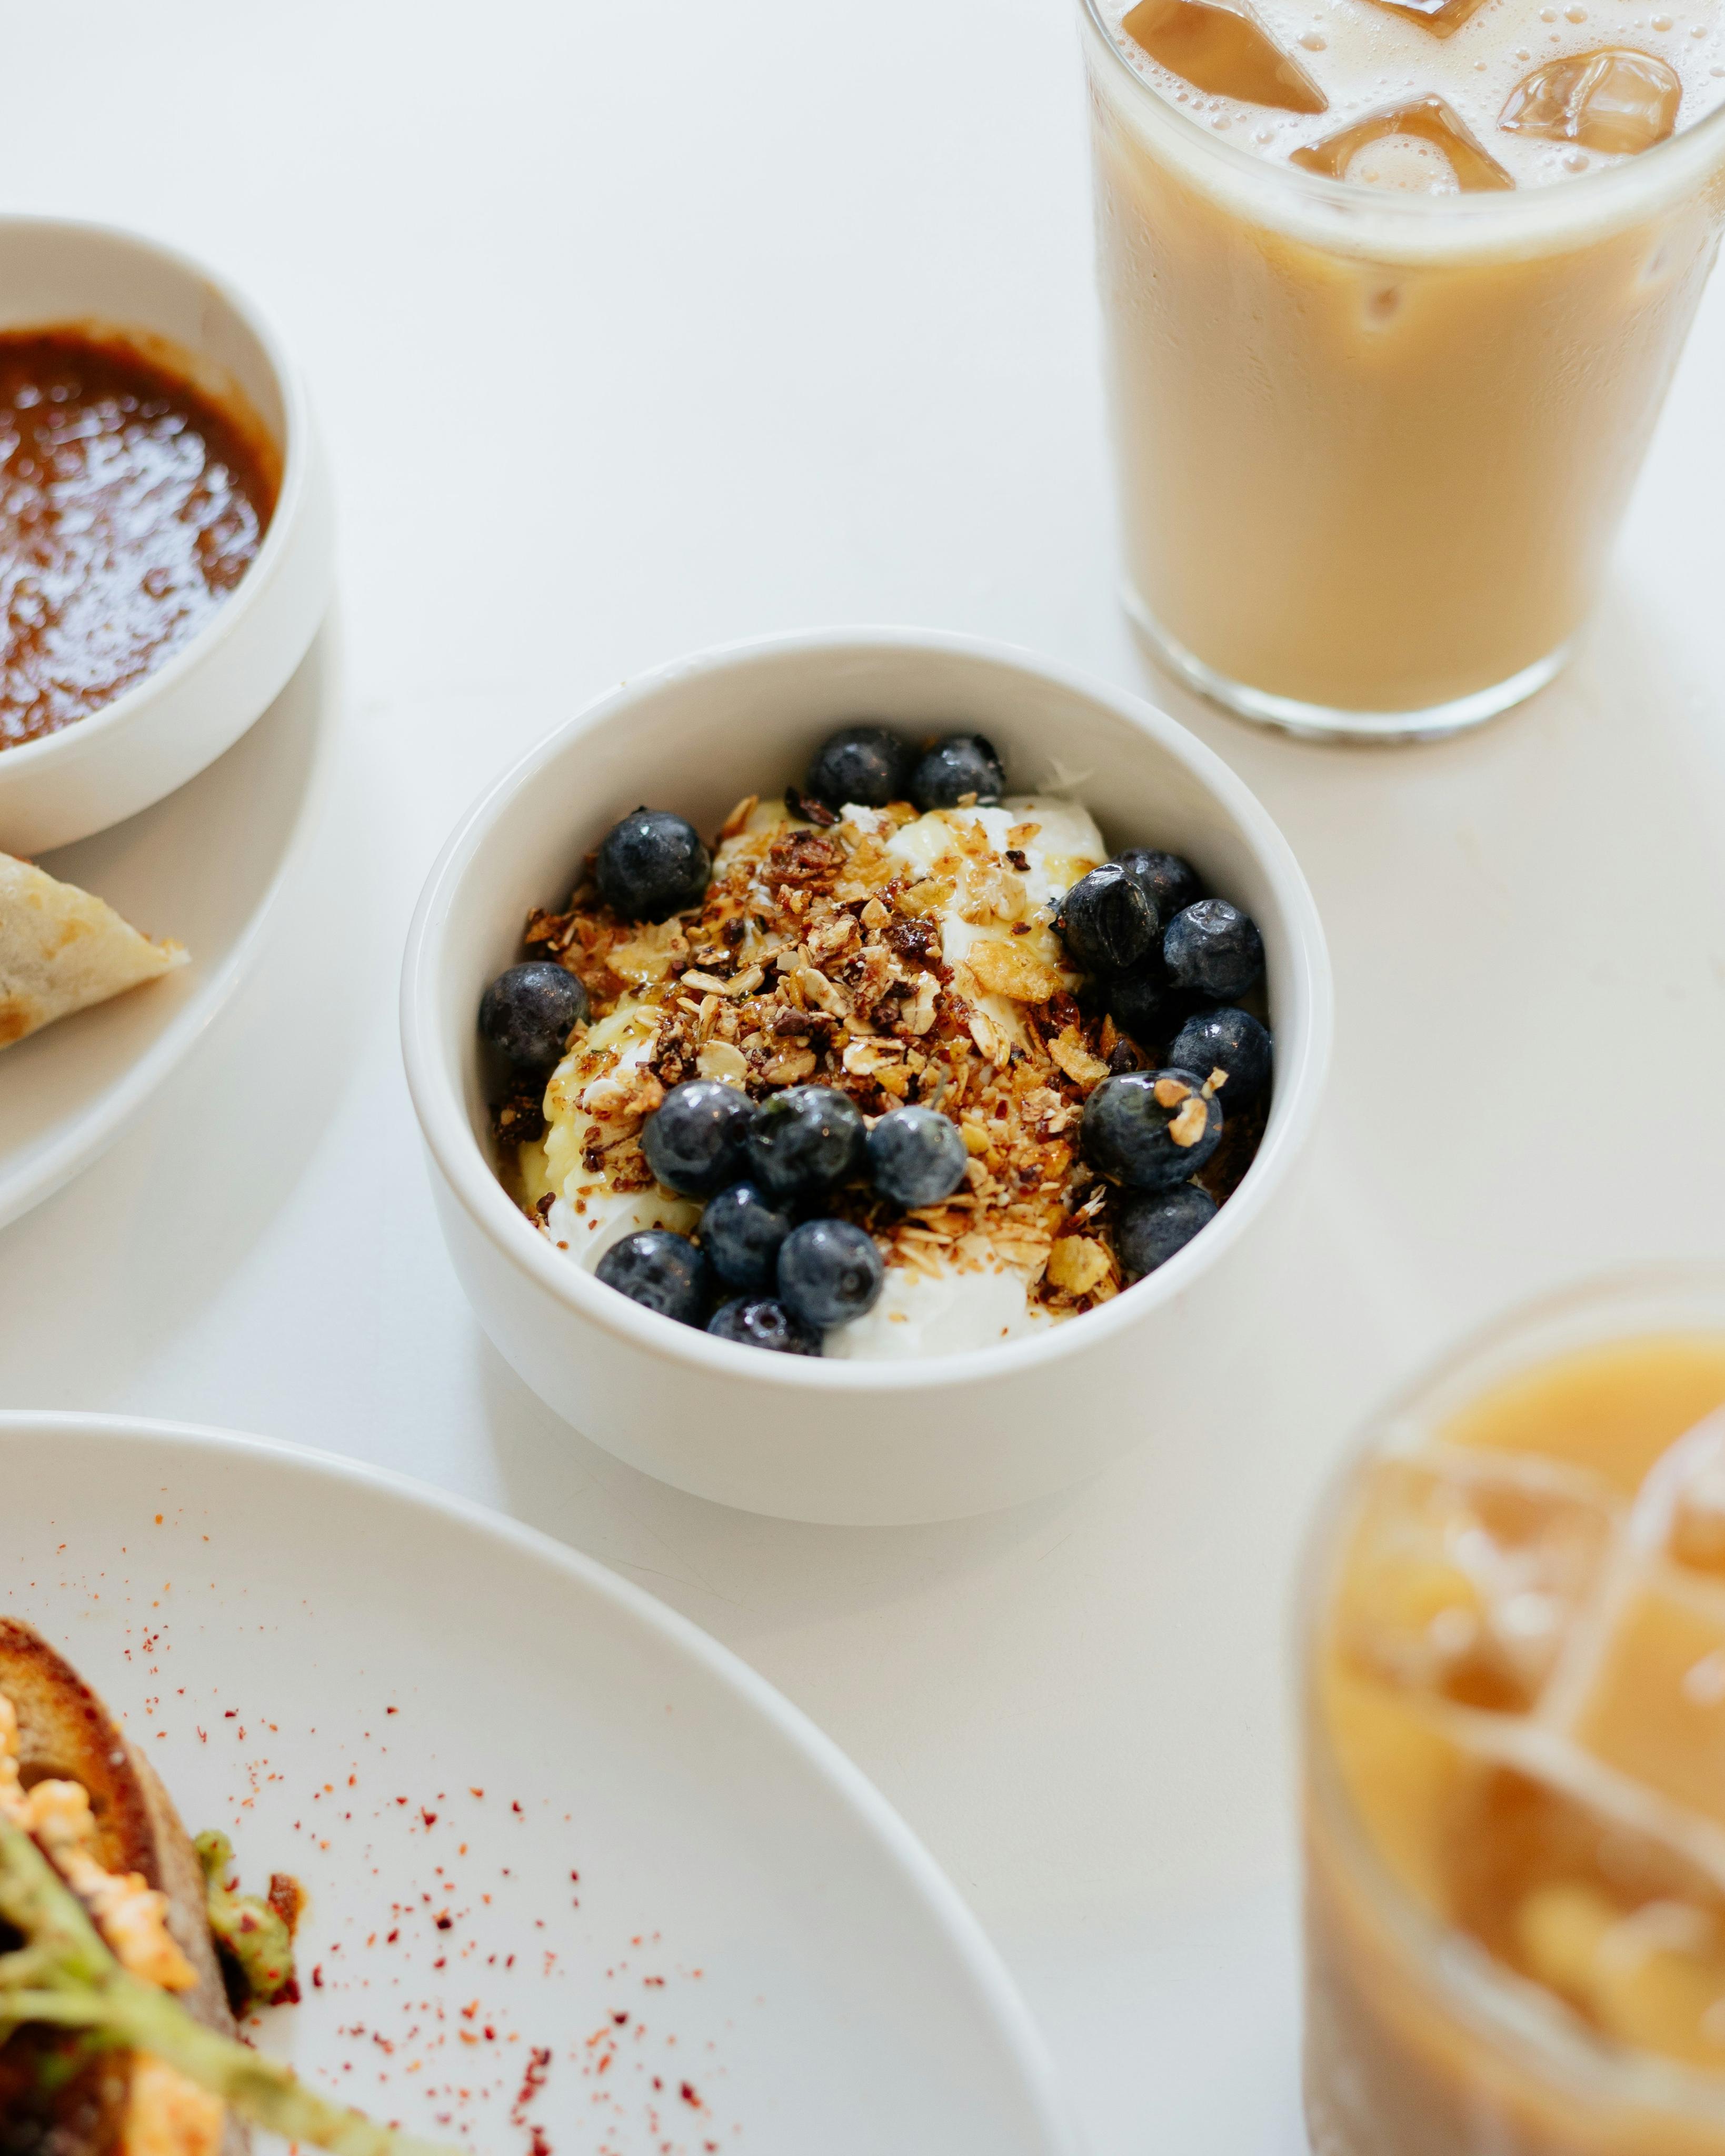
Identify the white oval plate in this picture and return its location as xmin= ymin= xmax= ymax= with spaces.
xmin=0 ymin=631 xmax=332 ymax=1232
xmin=0 ymin=1415 xmax=1074 ymax=2155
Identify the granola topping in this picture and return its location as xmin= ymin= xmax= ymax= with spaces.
xmin=494 ymin=786 xmax=1267 ymax=1356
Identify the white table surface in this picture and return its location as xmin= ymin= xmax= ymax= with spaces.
xmin=5 ymin=5 xmax=1725 ymax=2149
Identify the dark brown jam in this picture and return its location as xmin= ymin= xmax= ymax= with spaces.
xmin=0 ymin=331 xmax=277 ymax=749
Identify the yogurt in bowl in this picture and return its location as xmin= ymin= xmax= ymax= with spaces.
xmin=487 ymin=763 xmax=1273 ymax=1364
xmin=401 ymin=629 xmax=1332 ymax=1524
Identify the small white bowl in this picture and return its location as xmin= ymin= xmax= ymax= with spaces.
xmin=0 ymin=216 xmax=334 ymax=854
xmin=402 ymin=630 xmax=1333 ymax=1525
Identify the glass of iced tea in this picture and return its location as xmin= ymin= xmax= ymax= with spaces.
xmin=1080 ymin=0 xmax=1725 ymax=740
xmin=1302 ymin=1269 xmax=1725 ymax=2152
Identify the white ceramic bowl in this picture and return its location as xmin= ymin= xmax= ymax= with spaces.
xmin=402 ymin=630 xmax=1333 ymax=1524
xmin=0 ymin=216 xmax=334 ymax=854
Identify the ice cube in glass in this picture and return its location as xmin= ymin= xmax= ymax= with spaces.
xmin=1291 ymin=95 xmax=1515 ymax=188
xmin=1121 ymin=0 xmax=1329 ymax=112
xmin=1358 ymin=0 xmax=1493 ymax=37
xmin=1446 ymin=1762 xmax=1725 ymax=2065
xmin=1335 ymin=1455 xmax=1617 ymax=1713
xmin=1572 ymin=1581 xmax=1725 ymax=1827
xmin=1500 ymin=48 xmax=1683 ymax=157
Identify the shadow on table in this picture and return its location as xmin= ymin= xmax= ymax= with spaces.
xmin=478 ymin=1328 xmax=1082 ymax=1627
xmin=1123 ymin=581 xmax=1725 ymax=890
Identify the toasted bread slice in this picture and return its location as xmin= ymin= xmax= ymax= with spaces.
xmin=0 ymin=1619 xmax=246 ymax=2156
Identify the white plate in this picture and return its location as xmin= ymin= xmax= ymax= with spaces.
xmin=0 ymin=1414 xmax=1075 ymax=2156
xmin=0 ymin=631 xmax=332 ymax=1232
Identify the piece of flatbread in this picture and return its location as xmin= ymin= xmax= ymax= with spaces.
xmin=0 ymin=852 xmax=187 ymax=1050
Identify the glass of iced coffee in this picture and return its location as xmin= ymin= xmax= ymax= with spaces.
xmin=1302 ymin=1269 xmax=1725 ymax=2152
xmin=1081 ymin=0 xmax=1725 ymax=738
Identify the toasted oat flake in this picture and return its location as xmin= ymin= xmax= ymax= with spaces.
xmin=968 ymin=1009 xmax=1014 ymax=1065
xmin=795 ymin=965 xmax=850 ymax=1017
xmin=843 ymin=1037 xmax=902 ymax=1077
xmin=1046 ymin=1236 xmax=1113 ymax=1297
xmin=696 ymin=1039 xmax=749 ymax=1084
xmin=580 ymin=1067 xmax=665 ymax=1123
xmin=965 ymin=939 xmax=1065 ymax=1005
xmin=1049 ymin=1027 xmax=1111 ymax=1088
xmin=900 ymin=877 xmax=955 ymax=919
xmin=1169 ymin=1097 xmax=1210 ymax=1147
xmin=764 ymin=1045 xmax=820 ymax=1086
xmin=905 ymin=973 xmax=939 ymax=1036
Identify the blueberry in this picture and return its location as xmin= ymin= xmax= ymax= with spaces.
xmin=1113 ymin=847 xmax=1202 ymax=923
xmin=595 ymin=807 xmax=711 ymax=923
xmin=777 ymin=1219 xmax=885 ymax=1329
xmin=707 ymin=1296 xmax=822 ymax=1355
xmin=1081 ymin=1067 xmax=1222 ymax=1191
xmin=1102 ymin=957 xmax=1185 ymax=1051
xmin=868 ymin=1105 xmax=968 ymax=1209
xmin=1113 ymin=1184 xmax=1218 ymax=1284
xmin=806 ymin=724 xmax=911 ymax=811
xmin=1163 ymin=899 xmax=1265 ymax=1002
xmin=596 ymin=1230 xmax=710 ymax=1326
xmin=1056 ymin=863 xmax=1158 ymax=977
xmin=641 ymin=1079 xmax=757 ymax=1198
xmin=1168 ymin=1007 xmax=1272 ymax=1109
xmin=745 ymin=1085 xmax=866 ymax=1201
xmin=909 ymin=733 xmax=1006 ymax=813
xmin=478 ymin=961 xmax=589 ymax=1075
xmin=700 ymin=1181 xmax=793 ymax=1291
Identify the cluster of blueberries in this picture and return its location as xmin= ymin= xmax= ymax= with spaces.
xmin=604 ymin=1081 xmax=970 ymax=1353
xmin=1053 ymin=843 xmax=1273 ymax=1231
xmin=799 ymin=722 xmax=1006 ymax=822
xmin=477 ymin=721 xmax=1274 ymax=1356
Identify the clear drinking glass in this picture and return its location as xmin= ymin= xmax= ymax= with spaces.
xmin=1300 ymin=1267 xmax=1725 ymax=2153
xmin=1080 ymin=4 xmax=1725 ymax=741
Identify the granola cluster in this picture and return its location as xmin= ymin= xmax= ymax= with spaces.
xmin=503 ymin=793 xmax=1263 ymax=1323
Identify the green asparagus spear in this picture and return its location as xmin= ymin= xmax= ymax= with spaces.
xmin=0 ymin=1821 xmax=460 ymax=2156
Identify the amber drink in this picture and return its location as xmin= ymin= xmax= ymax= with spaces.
xmin=1082 ymin=0 xmax=1725 ymax=737
xmin=1303 ymin=1272 xmax=1725 ymax=2152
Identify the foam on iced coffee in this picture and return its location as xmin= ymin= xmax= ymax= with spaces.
xmin=1109 ymin=0 xmax=1725 ymax=188
xmin=1321 ymin=1341 xmax=1725 ymax=2071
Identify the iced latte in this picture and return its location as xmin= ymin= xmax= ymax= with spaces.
xmin=1303 ymin=1275 xmax=1725 ymax=2152
xmin=1082 ymin=0 xmax=1725 ymax=736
